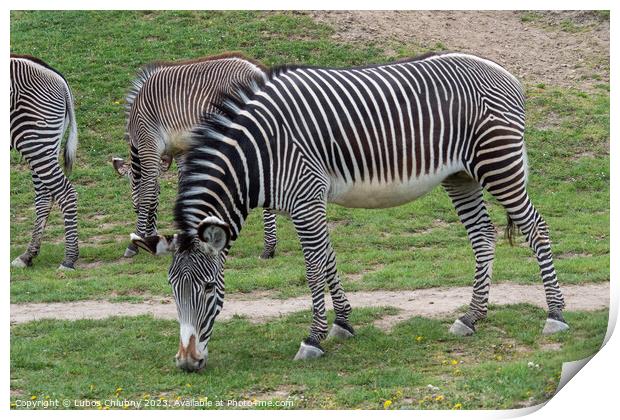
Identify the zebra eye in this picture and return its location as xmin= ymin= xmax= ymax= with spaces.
xmin=203 ymin=283 xmax=215 ymax=293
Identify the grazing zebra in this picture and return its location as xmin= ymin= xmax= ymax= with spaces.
xmin=133 ymin=52 xmax=568 ymax=370
xmin=10 ymin=55 xmax=79 ymax=270
xmin=112 ymin=53 xmax=279 ymax=259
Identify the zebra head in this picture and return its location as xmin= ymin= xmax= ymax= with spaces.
xmin=131 ymin=216 xmax=230 ymax=372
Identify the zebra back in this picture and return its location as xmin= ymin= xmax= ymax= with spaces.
xmin=10 ymin=55 xmax=78 ymax=174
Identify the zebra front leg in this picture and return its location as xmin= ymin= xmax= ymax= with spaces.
xmin=145 ymin=182 xmax=160 ymax=237
xmin=324 ymin=244 xmax=355 ymax=340
xmin=129 ymin=169 xmax=159 ymax=257
xmin=443 ymin=174 xmax=496 ymax=336
xmin=292 ymin=203 xmax=330 ymax=360
xmin=260 ymin=210 xmax=277 ymax=259
xmin=12 ymin=173 xmax=54 ymax=268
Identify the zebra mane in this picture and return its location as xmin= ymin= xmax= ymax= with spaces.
xmin=124 ymin=63 xmax=163 ymax=123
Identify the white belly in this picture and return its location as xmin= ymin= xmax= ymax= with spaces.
xmin=327 ymin=165 xmax=463 ymax=209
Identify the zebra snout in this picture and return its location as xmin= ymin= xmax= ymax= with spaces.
xmin=175 ymin=335 xmax=206 ymax=372
xmin=175 ymin=355 xmax=206 ymax=372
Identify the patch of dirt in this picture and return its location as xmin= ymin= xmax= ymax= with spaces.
xmin=77 ymin=258 xmax=128 ymax=270
xmin=88 ymin=235 xmax=127 ymax=244
xmin=10 ymin=283 xmax=609 ymax=327
xmin=346 ymin=263 xmax=385 ymax=282
xmin=569 ymin=151 xmax=599 ymax=161
xmin=411 ymin=219 xmax=451 ymax=235
xmin=327 ymin=219 xmax=350 ymax=231
xmin=306 ymin=10 xmax=609 ymax=92
xmin=10 ymin=388 xmax=24 ymax=397
xmin=245 ymin=385 xmax=305 ymax=401
xmin=555 ymin=252 xmax=593 ymax=260
xmin=540 ymin=342 xmax=563 ymax=351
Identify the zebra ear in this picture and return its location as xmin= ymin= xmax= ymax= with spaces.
xmin=112 ymin=157 xmax=129 ymax=177
xmin=130 ymin=233 xmax=178 ymax=255
xmin=197 ymin=217 xmax=230 ymax=254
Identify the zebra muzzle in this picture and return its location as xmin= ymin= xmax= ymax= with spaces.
xmin=175 ymin=334 xmax=206 ymax=372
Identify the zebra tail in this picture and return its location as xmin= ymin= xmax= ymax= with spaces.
xmin=505 ymin=214 xmax=517 ymax=246
xmin=63 ymin=88 xmax=78 ymax=175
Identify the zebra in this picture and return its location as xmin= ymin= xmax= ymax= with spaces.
xmin=132 ymin=52 xmax=569 ymax=370
xmin=10 ymin=55 xmax=79 ymax=270
xmin=112 ymin=53 xmax=279 ymax=259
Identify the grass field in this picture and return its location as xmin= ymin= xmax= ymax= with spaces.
xmin=10 ymin=11 xmax=609 ymax=409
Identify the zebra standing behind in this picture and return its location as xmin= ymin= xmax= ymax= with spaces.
xmin=113 ymin=53 xmax=279 ymax=259
xmin=10 ymin=55 xmax=79 ymax=270
xmin=133 ymin=52 xmax=568 ymax=371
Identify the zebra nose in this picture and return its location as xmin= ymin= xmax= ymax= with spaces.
xmin=175 ymin=334 xmax=206 ymax=372
xmin=175 ymin=354 xmax=205 ymax=372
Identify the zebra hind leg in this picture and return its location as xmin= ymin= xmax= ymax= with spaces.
xmin=36 ymin=164 xmax=79 ymax=270
xmin=324 ymin=245 xmax=355 ymax=340
xmin=486 ymin=180 xmax=568 ymax=335
xmin=12 ymin=170 xmax=54 ymax=268
xmin=443 ymin=173 xmax=496 ymax=336
xmin=260 ymin=210 xmax=277 ymax=259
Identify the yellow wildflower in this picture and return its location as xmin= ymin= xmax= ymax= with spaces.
xmin=415 ymin=336 xmax=424 ymax=342
xmin=435 ymin=395 xmax=444 ymax=402
xmin=383 ymin=399 xmax=392 ymax=409
xmin=30 ymin=395 xmax=37 ymax=400
xmin=453 ymin=402 xmax=462 ymax=410
xmin=450 ymin=359 xmax=458 ymax=365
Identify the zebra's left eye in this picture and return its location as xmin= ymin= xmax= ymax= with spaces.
xmin=203 ymin=283 xmax=215 ymax=293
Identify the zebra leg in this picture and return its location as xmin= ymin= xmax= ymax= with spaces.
xmin=132 ymin=166 xmax=159 ymax=250
xmin=486 ymin=181 xmax=568 ymax=335
xmin=34 ymin=165 xmax=79 ymax=270
xmin=325 ymin=244 xmax=355 ymax=340
xmin=260 ymin=210 xmax=277 ymax=259
xmin=12 ymin=172 xmax=54 ymax=268
xmin=443 ymin=174 xmax=496 ymax=336
xmin=291 ymin=202 xmax=330 ymax=360
xmin=145 ymin=182 xmax=160 ymax=237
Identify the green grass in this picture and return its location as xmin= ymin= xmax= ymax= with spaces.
xmin=10 ymin=10 xmax=609 ymax=410
xmin=10 ymin=306 xmax=608 ymax=409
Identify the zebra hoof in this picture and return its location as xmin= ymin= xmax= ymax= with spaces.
xmin=327 ymin=320 xmax=355 ymax=340
xmin=259 ymin=248 xmax=275 ymax=259
xmin=57 ymin=263 xmax=75 ymax=271
xmin=123 ymin=245 xmax=138 ymax=258
xmin=542 ymin=318 xmax=570 ymax=335
xmin=449 ymin=319 xmax=475 ymax=337
xmin=293 ymin=339 xmax=324 ymax=361
xmin=11 ymin=256 xmax=29 ymax=268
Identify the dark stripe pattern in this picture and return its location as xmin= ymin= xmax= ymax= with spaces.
xmin=123 ymin=54 xmax=278 ymax=257
xmin=10 ymin=55 xmax=79 ymax=269
xmin=172 ymin=52 xmax=565 ymax=353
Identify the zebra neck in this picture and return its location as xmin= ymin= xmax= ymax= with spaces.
xmin=179 ymin=138 xmax=272 ymax=241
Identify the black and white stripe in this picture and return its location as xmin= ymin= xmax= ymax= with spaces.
xmin=114 ymin=54 xmax=279 ymax=259
xmin=168 ymin=52 xmax=567 ymax=365
xmin=10 ymin=55 xmax=79 ymax=270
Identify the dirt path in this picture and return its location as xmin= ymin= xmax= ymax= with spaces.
xmin=11 ymin=283 xmax=609 ymax=329
xmin=307 ymin=11 xmax=609 ymax=92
